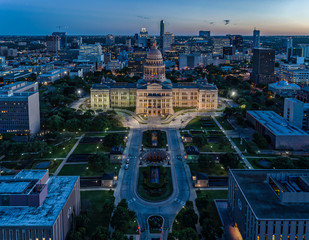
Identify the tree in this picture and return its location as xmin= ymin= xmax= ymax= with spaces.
xmin=220 ymin=153 xmax=239 ymax=170
xmin=111 ymin=199 xmax=136 ymax=233
xmin=253 ymin=132 xmax=268 ymax=149
xmin=193 ymin=134 xmax=207 ymax=147
xmin=88 ymin=153 xmax=109 ymax=171
xmin=175 ymin=201 xmax=198 ymax=230
xmin=202 ymin=218 xmax=223 ymax=240
xmin=92 ymin=226 xmax=110 ymax=240
xmin=179 ymin=228 xmax=199 ymax=240
xmin=198 ymin=154 xmax=214 ymax=169
xmin=271 ymin=157 xmax=294 ymax=169
xmin=104 ymin=134 xmax=124 ymax=148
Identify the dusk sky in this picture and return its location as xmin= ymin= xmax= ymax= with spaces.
xmin=1 ymin=0 xmax=309 ymax=36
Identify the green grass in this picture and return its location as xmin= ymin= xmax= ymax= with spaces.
xmin=137 ymin=166 xmax=173 ymax=201
xmin=142 ymin=130 xmax=167 ymax=148
xmin=188 ymin=163 xmax=228 ymax=176
xmin=196 ymin=190 xmax=228 ymax=227
xmin=30 ymin=159 xmax=62 ymax=174
xmin=173 ymin=107 xmax=195 ymax=113
xmin=81 ymin=191 xmax=115 ymax=234
xmin=59 ymin=163 xmax=120 ymax=176
xmin=247 ymin=158 xmax=273 ymax=169
xmin=215 ymin=117 xmax=234 ymax=130
xmin=231 ymin=138 xmax=247 ymax=152
xmin=84 ymin=132 xmax=108 ymax=137
xmin=40 ymin=139 xmax=78 ymax=158
xmin=185 ymin=117 xmax=220 ymax=130
xmin=73 ymin=143 xmax=106 ymax=154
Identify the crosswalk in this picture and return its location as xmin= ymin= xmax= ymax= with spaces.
xmin=174 ymin=198 xmax=185 ymax=205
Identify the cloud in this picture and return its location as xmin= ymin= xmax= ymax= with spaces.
xmin=224 ymin=20 xmax=230 ymax=25
xmin=137 ymin=16 xmax=150 ymax=20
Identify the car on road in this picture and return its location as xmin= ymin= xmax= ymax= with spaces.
xmin=125 ymin=164 xmax=129 ymax=170
xmin=126 ymin=159 xmax=130 ymax=164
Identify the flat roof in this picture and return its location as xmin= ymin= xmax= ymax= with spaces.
xmin=15 ymin=169 xmax=48 ymax=180
xmin=0 ymin=175 xmax=78 ymax=227
xmin=231 ymin=169 xmax=309 ymax=220
xmin=247 ymin=110 xmax=309 ymax=136
xmin=0 ymin=181 xmax=30 ymax=194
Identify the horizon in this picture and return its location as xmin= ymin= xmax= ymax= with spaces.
xmin=1 ymin=0 xmax=309 ymax=35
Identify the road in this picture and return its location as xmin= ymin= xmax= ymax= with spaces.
xmin=117 ymin=128 xmax=191 ymax=240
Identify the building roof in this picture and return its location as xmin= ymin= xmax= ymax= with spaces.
xmin=268 ymin=81 xmax=301 ymax=90
xmin=146 ymin=47 xmax=163 ymax=60
xmin=0 ymin=172 xmax=78 ymax=227
xmin=247 ymin=110 xmax=309 ymax=136
xmin=230 ymin=169 xmax=309 ymax=220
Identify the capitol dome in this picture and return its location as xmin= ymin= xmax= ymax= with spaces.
xmin=146 ymin=48 xmax=163 ymax=60
xmin=143 ymin=45 xmax=166 ymax=82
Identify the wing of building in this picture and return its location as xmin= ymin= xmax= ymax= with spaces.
xmin=91 ymin=45 xmax=218 ymax=117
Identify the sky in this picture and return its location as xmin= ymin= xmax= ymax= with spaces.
xmin=1 ymin=0 xmax=309 ymax=36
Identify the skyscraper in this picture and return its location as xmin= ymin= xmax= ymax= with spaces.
xmin=163 ymin=32 xmax=174 ymax=52
xmin=46 ymin=35 xmax=61 ymax=54
xmin=253 ymin=29 xmax=260 ymax=48
xmin=138 ymin=28 xmax=148 ymax=47
xmin=286 ymin=37 xmax=293 ymax=61
xmin=160 ymin=20 xmax=165 ymax=48
xmin=250 ymin=48 xmax=275 ymax=85
xmin=52 ymin=32 xmax=67 ymax=49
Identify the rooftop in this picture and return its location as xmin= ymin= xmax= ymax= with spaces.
xmin=247 ymin=110 xmax=309 ymax=136
xmin=0 ymin=170 xmax=78 ymax=227
xmin=231 ymin=169 xmax=309 ymax=220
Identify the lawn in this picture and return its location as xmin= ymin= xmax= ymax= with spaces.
xmin=84 ymin=132 xmax=108 ymax=137
xmin=142 ymin=130 xmax=167 ymax=148
xmin=198 ymin=141 xmax=234 ymax=153
xmin=215 ymin=117 xmax=234 ymax=130
xmin=30 ymin=159 xmax=62 ymax=174
xmin=137 ymin=166 xmax=173 ymax=201
xmin=196 ymin=190 xmax=228 ymax=227
xmin=184 ymin=117 xmax=220 ymax=130
xmin=40 ymin=139 xmax=78 ymax=158
xmin=81 ymin=190 xmax=115 ymax=234
xmin=73 ymin=143 xmax=106 ymax=154
xmin=231 ymin=138 xmax=247 ymax=152
xmin=59 ymin=163 xmax=120 ymax=176
xmin=173 ymin=107 xmax=195 ymax=113
xmin=188 ymin=163 xmax=228 ymax=176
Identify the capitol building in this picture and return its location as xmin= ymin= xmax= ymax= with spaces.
xmin=91 ymin=46 xmax=218 ymax=117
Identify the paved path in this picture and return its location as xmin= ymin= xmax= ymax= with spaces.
xmin=53 ymin=134 xmax=85 ymax=176
xmin=212 ymin=116 xmax=253 ymax=170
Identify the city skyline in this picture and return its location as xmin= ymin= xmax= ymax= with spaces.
xmin=1 ymin=0 xmax=309 ymax=35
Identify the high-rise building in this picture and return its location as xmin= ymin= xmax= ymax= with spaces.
xmin=287 ymin=37 xmax=293 ymax=61
xmin=223 ymin=46 xmax=236 ymax=57
xmin=0 ymin=169 xmax=80 ymax=240
xmin=163 ymin=32 xmax=174 ymax=52
xmin=160 ymin=20 xmax=165 ymax=48
xmin=212 ymin=38 xmax=230 ymax=56
xmin=179 ymin=54 xmax=201 ymax=69
xmin=0 ymin=82 xmax=40 ymax=135
xmin=250 ymin=48 xmax=275 ymax=85
xmin=126 ymin=38 xmax=132 ymax=49
xmin=199 ymin=31 xmax=211 ymax=38
xmin=106 ymin=34 xmax=115 ymax=45
xmin=284 ymin=98 xmax=309 ymax=130
xmin=52 ymin=32 xmax=67 ymax=49
xmin=228 ymin=35 xmax=243 ymax=51
xmin=228 ymin=169 xmax=309 ymax=240
xmin=79 ymin=43 xmax=103 ymax=63
xmin=253 ymin=29 xmax=260 ymax=48
xmin=46 ymin=35 xmax=60 ymax=54
xmin=138 ymin=28 xmax=148 ymax=47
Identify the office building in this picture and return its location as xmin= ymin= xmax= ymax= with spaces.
xmin=281 ymin=65 xmax=309 ymax=85
xmin=160 ymin=20 xmax=165 ymax=48
xmin=223 ymin=46 xmax=236 ymax=57
xmin=126 ymin=38 xmax=132 ymax=49
xmin=179 ymin=53 xmax=201 ymax=69
xmin=79 ymin=43 xmax=103 ymax=63
xmin=268 ymin=80 xmax=301 ymax=97
xmin=0 ymin=56 xmax=6 ymax=70
xmin=138 ymin=28 xmax=148 ymax=47
xmin=0 ymin=169 xmax=80 ymax=240
xmin=287 ymin=37 xmax=293 ymax=61
xmin=91 ymin=46 xmax=218 ymax=116
xmin=163 ymin=32 xmax=174 ymax=52
xmin=246 ymin=110 xmax=309 ymax=150
xmin=253 ymin=29 xmax=260 ymax=48
xmin=3 ymin=71 xmax=32 ymax=85
xmin=297 ymin=86 xmax=309 ymax=103
xmin=0 ymin=82 xmax=40 ymax=135
xmin=52 ymin=32 xmax=67 ymax=49
xmin=228 ymin=169 xmax=309 ymax=240
xmin=128 ymin=48 xmax=147 ymax=76
xmin=46 ymin=35 xmax=60 ymax=54
xmin=228 ymin=35 xmax=243 ymax=51
xmin=299 ymin=44 xmax=309 ymax=58
xmin=106 ymin=60 xmax=125 ymax=71
xmin=250 ymin=48 xmax=275 ymax=85
xmin=37 ymin=69 xmax=69 ymax=84
xmin=284 ymin=98 xmax=309 ymax=130
xmin=212 ymin=38 xmax=230 ymax=56
xmin=199 ymin=31 xmax=211 ymax=38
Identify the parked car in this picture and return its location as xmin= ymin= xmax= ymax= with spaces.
xmin=125 ymin=164 xmax=129 ymax=170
